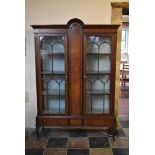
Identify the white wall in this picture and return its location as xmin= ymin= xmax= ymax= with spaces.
xmin=25 ymin=0 xmax=128 ymax=127
xmin=26 ymin=0 xmax=111 ymax=27
xmin=25 ymin=29 xmax=37 ymax=127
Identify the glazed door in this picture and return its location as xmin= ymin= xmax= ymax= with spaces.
xmin=37 ymin=34 xmax=68 ymax=115
xmin=83 ymin=34 xmax=114 ymax=116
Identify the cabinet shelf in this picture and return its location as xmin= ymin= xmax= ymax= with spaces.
xmin=42 ymin=90 xmax=65 ymax=96
xmin=87 ymin=52 xmax=111 ymax=55
xmin=87 ymin=89 xmax=110 ymax=95
xmin=42 ymin=109 xmax=65 ymax=114
xmin=87 ymin=71 xmax=111 ymax=75
xmin=41 ymin=71 xmax=65 ymax=75
xmin=40 ymin=49 xmax=64 ymax=55
xmin=41 ymin=53 xmax=64 ymax=55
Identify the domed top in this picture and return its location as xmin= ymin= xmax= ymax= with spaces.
xmin=67 ymin=18 xmax=84 ymax=27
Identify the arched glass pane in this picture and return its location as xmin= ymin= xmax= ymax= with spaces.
xmin=86 ymin=75 xmax=110 ymax=94
xmin=87 ymin=43 xmax=98 ymax=53
xmin=53 ymin=43 xmax=64 ymax=54
xmin=99 ymin=43 xmax=111 ymax=54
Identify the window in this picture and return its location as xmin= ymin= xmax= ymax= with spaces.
xmin=121 ymin=25 xmax=129 ymax=63
xmin=121 ymin=28 xmax=129 ymax=53
xmin=121 ymin=30 xmax=127 ymax=51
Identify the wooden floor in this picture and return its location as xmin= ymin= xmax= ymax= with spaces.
xmin=118 ymin=97 xmax=129 ymax=120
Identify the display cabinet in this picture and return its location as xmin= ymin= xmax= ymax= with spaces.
xmin=32 ymin=19 xmax=119 ymax=138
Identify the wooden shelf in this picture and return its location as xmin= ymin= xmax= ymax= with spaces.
xmin=87 ymin=89 xmax=110 ymax=95
xmin=41 ymin=71 xmax=65 ymax=75
xmin=87 ymin=71 xmax=111 ymax=75
xmin=40 ymin=49 xmax=64 ymax=55
xmin=86 ymin=108 xmax=109 ymax=114
xmin=87 ymin=52 xmax=111 ymax=55
xmin=41 ymin=53 xmax=64 ymax=55
xmin=42 ymin=90 xmax=65 ymax=96
xmin=43 ymin=108 xmax=65 ymax=114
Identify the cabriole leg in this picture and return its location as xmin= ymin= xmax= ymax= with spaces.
xmin=112 ymin=127 xmax=116 ymax=140
xmin=106 ymin=127 xmax=116 ymax=140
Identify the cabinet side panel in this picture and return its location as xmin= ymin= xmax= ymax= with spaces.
xmin=34 ymin=35 xmax=42 ymax=115
xmin=69 ymin=23 xmax=82 ymax=125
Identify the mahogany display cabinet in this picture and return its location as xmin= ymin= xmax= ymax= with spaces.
xmin=32 ymin=19 xmax=119 ymax=138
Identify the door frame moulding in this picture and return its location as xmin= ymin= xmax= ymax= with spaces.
xmin=111 ymin=2 xmax=129 ymax=126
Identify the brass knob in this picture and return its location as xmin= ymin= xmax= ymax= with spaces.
xmin=83 ymin=75 xmax=87 ymax=79
xmin=65 ymin=76 xmax=68 ymax=81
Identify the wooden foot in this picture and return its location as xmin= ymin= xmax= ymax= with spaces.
xmin=112 ymin=127 xmax=116 ymax=140
xmin=106 ymin=127 xmax=116 ymax=140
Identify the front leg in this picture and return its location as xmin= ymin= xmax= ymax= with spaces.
xmin=112 ymin=127 xmax=116 ymax=140
xmin=106 ymin=127 xmax=116 ymax=140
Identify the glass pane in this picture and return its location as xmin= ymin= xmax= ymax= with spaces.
xmin=99 ymin=55 xmax=111 ymax=72
xmin=41 ymin=54 xmax=64 ymax=73
xmin=92 ymin=95 xmax=103 ymax=114
xmin=40 ymin=36 xmax=65 ymax=73
xmin=86 ymin=95 xmax=110 ymax=114
xmin=86 ymin=95 xmax=103 ymax=114
xmin=87 ymin=36 xmax=111 ymax=45
xmin=122 ymin=30 xmax=126 ymax=41
xmin=87 ymin=43 xmax=98 ymax=53
xmin=41 ymin=54 xmax=52 ymax=72
xmin=53 ymin=55 xmax=64 ymax=72
xmin=53 ymin=43 xmax=64 ymax=54
xmin=103 ymin=95 xmax=110 ymax=114
xmin=121 ymin=41 xmax=126 ymax=51
xmin=86 ymin=75 xmax=110 ymax=94
xmin=86 ymin=95 xmax=91 ymax=114
xmin=86 ymin=35 xmax=111 ymax=114
xmin=86 ymin=54 xmax=111 ymax=72
xmin=42 ymin=96 xmax=65 ymax=114
xmin=42 ymin=75 xmax=65 ymax=92
xmin=99 ymin=43 xmax=111 ymax=54
xmin=87 ymin=55 xmax=98 ymax=72
xmin=40 ymin=36 xmax=66 ymax=114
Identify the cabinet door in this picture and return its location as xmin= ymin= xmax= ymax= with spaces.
xmin=38 ymin=35 xmax=68 ymax=115
xmin=83 ymin=35 xmax=113 ymax=115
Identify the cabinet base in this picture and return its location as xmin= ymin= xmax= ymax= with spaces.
xmin=36 ymin=115 xmax=116 ymax=139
